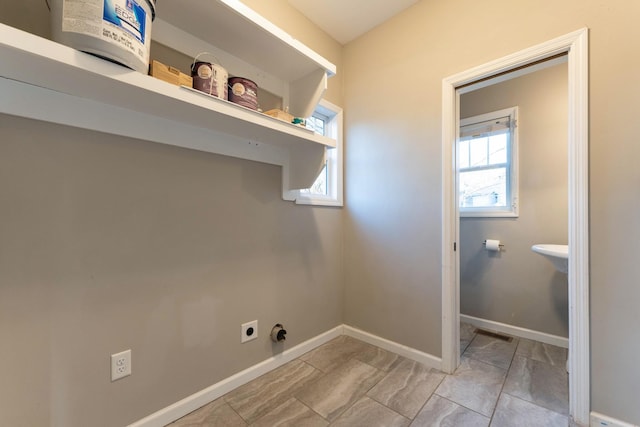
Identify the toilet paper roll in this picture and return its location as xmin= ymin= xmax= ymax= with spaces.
xmin=485 ymin=239 xmax=501 ymax=251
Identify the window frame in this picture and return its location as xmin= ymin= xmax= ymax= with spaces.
xmin=458 ymin=106 xmax=519 ymax=218
xmin=288 ymin=99 xmax=343 ymax=207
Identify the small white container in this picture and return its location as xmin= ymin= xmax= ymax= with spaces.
xmin=50 ymin=0 xmax=156 ymax=73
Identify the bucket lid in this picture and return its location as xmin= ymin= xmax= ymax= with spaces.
xmin=191 ymin=53 xmax=225 ymax=72
xmin=229 ymin=76 xmax=257 ymax=86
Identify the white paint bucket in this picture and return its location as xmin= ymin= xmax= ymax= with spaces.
xmin=190 ymin=53 xmax=228 ymax=100
xmin=49 ymin=0 xmax=156 ymax=74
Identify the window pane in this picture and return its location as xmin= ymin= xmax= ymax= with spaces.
xmin=301 ymin=163 xmax=327 ymax=195
xmin=489 ymin=133 xmax=507 ymax=164
xmin=306 ymin=115 xmax=326 ymax=136
xmin=459 ymin=140 xmax=469 ymax=169
xmin=469 ymin=137 xmax=488 ymax=167
xmin=459 ymin=167 xmax=507 ymax=208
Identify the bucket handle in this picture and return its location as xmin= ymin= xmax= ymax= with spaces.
xmin=191 ymin=52 xmax=223 ymax=71
xmin=191 ymin=52 xmax=226 ymax=97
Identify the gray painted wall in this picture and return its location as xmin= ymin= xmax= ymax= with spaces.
xmin=0 ymin=115 xmax=344 ymax=426
xmin=3 ymin=0 xmax=640 ymax=425
xmin=0 ymin=2 xmax=344 ymax=426
xmin=343 ymin=1 xmax=640 ymax=424
xmin=459 ymin=62 xmax=569 ymax=338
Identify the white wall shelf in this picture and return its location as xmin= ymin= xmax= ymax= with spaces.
xmin=155 ymin=0 xmax=336 ymax=119
xmin=0 ymin=1 xmax=337 ymax=191
xmin=157 ymin=0 xmax=336 ymax=81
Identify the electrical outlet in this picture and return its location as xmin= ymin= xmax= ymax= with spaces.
xmin=241 ymin=320 xmax=258 ymax=343
xmin=111 ymin=349 xmax=132 ymax=381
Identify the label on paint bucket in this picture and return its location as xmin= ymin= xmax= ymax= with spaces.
xmin=231 ymin=82 xmax=246 ymax=96
xmin=228 ymin=77 xmax=258 ymax=110
xmin=191 ymin=62 xmax=228 ymax=100
xmin=104 ymin=0 xmax=148 ymax=43
xmin=197 ymin=64 xmax=212 ymax=79
xmin=61 ymin=0 xmax=151 ymax=64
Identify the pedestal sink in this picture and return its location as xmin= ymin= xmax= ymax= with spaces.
xmin=531 ymin=243 xmax=570 ymax=372
xmin=531 ymin=244 xmax=568 ymax=274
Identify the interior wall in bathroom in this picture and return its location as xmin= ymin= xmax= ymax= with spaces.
xmin=0 ymin=2 xmax=344 ymax=426
xmin=459 ymin=61 xmax=569 ymax=338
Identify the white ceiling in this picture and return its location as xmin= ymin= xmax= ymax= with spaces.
xmin=287 ymin=0 xmax=419 ymax=44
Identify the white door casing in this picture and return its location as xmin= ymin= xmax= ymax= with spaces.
xmin=441 ymin=28 xmax=589 ymax=425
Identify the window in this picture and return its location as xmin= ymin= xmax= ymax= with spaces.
xmin=302 ymin=113 xmax=330 ymax=195
xmin=288 ymin=99 xmax=343 ymax=206
xmin=458 ymin=107 xmax=518 ymax=217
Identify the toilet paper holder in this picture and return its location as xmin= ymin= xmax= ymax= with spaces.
xmin=483 ymin=240 xmax=505 ymax=248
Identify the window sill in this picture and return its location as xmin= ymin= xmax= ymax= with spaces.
xmin=294 ymin=193 xmax=343 ymax=207
xmin=461 ymin=211 xmax=519 ymax=218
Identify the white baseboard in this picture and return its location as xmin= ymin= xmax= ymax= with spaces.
xmin=128 ymin=325 xmax=344 ymax=427
xmin=460 ymin=314 xmax=569 ymax=349
xmin=129 ymin=324 xmax=443 ymax=426
xmin=343 ymin=325 xmax=442 ymax=371
xmin=591 ymin=412 xmax=638 ymax=427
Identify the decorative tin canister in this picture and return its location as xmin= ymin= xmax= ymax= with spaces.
xmin=228 ymin=77 xmax=258 ymax=110
xmin=190 ymin=54 xmax=228 ymax=100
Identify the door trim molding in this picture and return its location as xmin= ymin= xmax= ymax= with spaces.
xmin=440 ymin=28 xmax=589 ymax=425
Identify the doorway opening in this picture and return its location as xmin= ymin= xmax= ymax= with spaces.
xmin=441 ymin=29 xmax=589 ymax=425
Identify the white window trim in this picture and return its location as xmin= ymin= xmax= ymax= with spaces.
xmin=459 ymin=106 xmax=519 ymax=218
xmin=286 ymin=99 xmax=343 ymax=207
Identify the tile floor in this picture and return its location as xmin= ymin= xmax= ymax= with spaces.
xmin=168 ymin=323 xmax=570 ymax=426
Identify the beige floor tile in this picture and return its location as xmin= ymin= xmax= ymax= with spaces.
xmin=249 ymin=398 xmax=328 ymax=427
xmin=300 ymin=335 xmax=375 ymax=373
xmin=330 ymin=397 xmax=410 ymax=427
xmin=502 ymin=355 xmax=569 ymax=415
xmin=168 ymin=398 xmax=246 ymax=427
xmin=224 ymin=359 xmax=322 ymax=423
xmin=368 ymin=358 xmax=445 ymax=418
xmin=491 ymin=394 xmax=568 ymax=427
xmin=460 ymin=322 xmax=477 ymax=354
xmin=434 ymin=357 xmax=507 ymax=417
xmin=296 ymin=358 xmax=385 ymax=421
xmin=165 ymin=335 xmax=570 ymax=427
xmin=516 ymin=338 xmax=568 ymax=367
xmin=354 ymin=344 xmax=402 ymax=372
xmin=463 ymin=333 xmax=518 ymax=370
xmin=410 ymin=395 xmax=489 ymax=427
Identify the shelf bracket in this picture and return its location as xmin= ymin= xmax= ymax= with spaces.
xmin=288 ymin=69 xmax=328 ymax=119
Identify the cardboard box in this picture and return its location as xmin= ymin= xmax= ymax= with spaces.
xmin=149 ymin=60 xmax=193 ymax=87
xmin=263 ymin=109 xmax=294 ymax=124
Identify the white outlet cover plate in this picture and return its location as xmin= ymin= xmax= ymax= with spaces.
xmin=241 ymin=320 xmax=258 ymax=343
xmin=111 ymin=349 xmax=132 ymax=381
